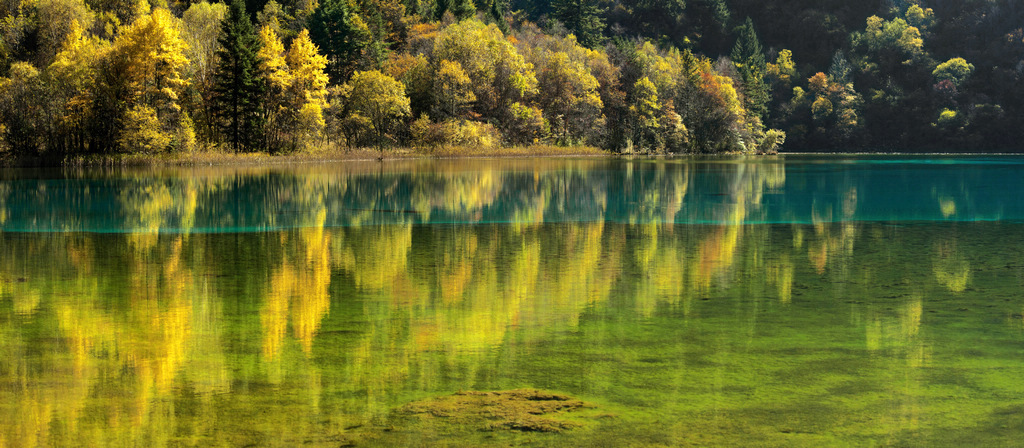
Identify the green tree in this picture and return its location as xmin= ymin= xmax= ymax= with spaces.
xmin=435 ymin=0 xmax=475 ymax=20
xmin=535 ymin=50 xmax=602 ymax=144
xmin=550 ymin=0 xmax=605 ymax=48
xmin=213 ymin=0 xmax=265 ymax=152
xmin=932 ymin=58 xmax=974 ymax=87
xmin=0 ymin=62 xmax=44 ymax=153
xmin=344 ymin=70 xmax=410 ymax=151
xmin=309 ymin=0 xmax=371 ymax=82
xmin=731 ymin=17 xmax=769 ymax=123
xmin=45 ymin=19 xmax=107 ymax=153
xmin=856 ymin=16 xmax=924 ymax=61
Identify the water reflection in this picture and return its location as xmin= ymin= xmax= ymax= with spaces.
xmin=4 ymin=156 xmax=1024 ymax=233
xmin=2 ymin=220 xmax=1022 ymax=445
xmin=2 ymin=157 xmax=1024 ymax=446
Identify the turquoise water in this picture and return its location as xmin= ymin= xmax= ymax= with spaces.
xmin=1 ymin=156 xmax=1024 ymax=446
xmin=2 ymin=155 xmax=1024 ymax=232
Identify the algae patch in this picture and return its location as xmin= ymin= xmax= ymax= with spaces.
xmin=398 ymin=389 xmax=592 ymax=433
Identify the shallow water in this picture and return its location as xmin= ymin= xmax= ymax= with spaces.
xmin=2 ymin=156 xmax=1024 ymax=446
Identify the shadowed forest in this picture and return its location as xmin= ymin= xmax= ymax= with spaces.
xmin=0 ymin=0 xmax=1021 ymax=156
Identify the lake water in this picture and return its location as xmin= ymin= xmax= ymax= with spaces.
xmin=2 ymin=155 xmax=1024 ymax=446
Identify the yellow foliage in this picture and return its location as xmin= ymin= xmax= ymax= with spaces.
xmin=118 ymin=104 xmax=171 ymax=152
xmin=434 ymin=18 xmax=538 ymax=115
xmin=112 ymin=8 xmax=190 ymax=108
xmin=259 ymin=25 xmax=291 ymax=93
xmin=287 ymin=29 xmax=328 ymax=107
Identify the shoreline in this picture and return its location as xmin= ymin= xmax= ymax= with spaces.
xmin=4 ymin=146 xmax=1021 ymax=169
xmin=0 ymin=145 xmax=612 ymax=168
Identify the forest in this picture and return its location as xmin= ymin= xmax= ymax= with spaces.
xmin=0 ymin=0 xmax=1021 ymax=156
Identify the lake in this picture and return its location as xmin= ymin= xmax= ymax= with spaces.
xmin=2 ymin=155 xmax=1024 ymax=446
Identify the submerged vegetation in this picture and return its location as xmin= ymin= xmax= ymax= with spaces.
xmin=4 ymin=158 xmax=1024 ymax=445
xmin=399 ymin=390 xmax=592 ymax=433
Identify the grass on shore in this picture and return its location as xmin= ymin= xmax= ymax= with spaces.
xmin=1 ymin=144 xmax=610 ymax=168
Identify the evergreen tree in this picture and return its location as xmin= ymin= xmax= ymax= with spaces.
xmin=489 ymin=0 xmax=509 ymax=34
xmin=213 ymin=0 xmax=265 ymax=152
xmin=551 ymin=0 xmax=605 ymax=48
xmin=435 ymin=0 xmax=475 ymax=20
xmin=731 ymin=17 xmax=769 ymax=123
xmin=309 ymin=0 xmax=371 ymax=83
xmin=451 ymin=0 xmax=476 ymax=19
xmin=828 ymin=50 xmax=853 ymax=85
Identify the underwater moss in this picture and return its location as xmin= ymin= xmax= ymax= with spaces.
xmin=398 ymin=389 xmax=591 ymax=433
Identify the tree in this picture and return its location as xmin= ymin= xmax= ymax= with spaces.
xmin=856 ymin=16 xmax=924 ymax=62
xmin=432 ymin=59 xmax=475 ymax=119
xmin=285 ymin=29 xmax=330 ymax=151
xmin=535 ymin=50 xmax=602 ymax=144
xmin=309 ymin=0 xmax=371 ymax=83
xmin=731 ymin=17 xmax=769 ymax=123
xmin=182 ymin=1 xmax=228 ymax=143
xmin=95 ymin=8 xmax=191 ymax=153
xmin=550 ymin=0 xmax=606 ymax=48
xmin=257 ymin=24 xmax=291 ymax=150
xmin=0 ymin=62 xmax=44 ymax=153
xmin=435 ymin=0 xmax=475 ymax=20
xmin=933 ymin=58 xmax=974 ymax=87
xmin=212 ymin=0 xmax=265 ymax=152
xmin=45 ymin=19 xmax=107 ymax=153
xmin=344 ymin=70 xmax=410 ymax=151
xmin=432 ymin=18 xmax=538 ymax=120
xmin=628 ymin=76 xmax=661 ymax=152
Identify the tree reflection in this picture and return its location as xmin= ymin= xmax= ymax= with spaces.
xmin=1 ymin=159 xmax=1023 ymax=446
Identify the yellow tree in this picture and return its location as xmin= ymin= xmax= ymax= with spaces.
xmin=432 ymin=59 xmax=475 ymax=119
xmin=0 ymin=63 xmax=44 ymax=153
xmin=433 ymin=18 xmax=537 ymax=120
xmin=628 ymin=77 xmax=661 ymax=152
xmin=344 ymin=70 xmax=410 ymax=152
xmin=257 ymin=24 xmax=291 ymax=150
xmin=98 ymin=8 xmax=191 ymax=152
xmin=535 ymin=50 xmax=602 ymax=145
xmin=46 ymin=19 xmax=109 ymax=153
xmin=181 ymin=1 xmax=227 ymax=142
xmin=285 ymin=29 xmax=328 ymax=151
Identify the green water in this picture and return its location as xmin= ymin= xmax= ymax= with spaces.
xmin=2 ymin=156 xmax=1024 ymax=447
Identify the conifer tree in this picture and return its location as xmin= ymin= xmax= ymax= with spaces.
xmin=213 ymin=0 xmax=265 ymax=152
xmin=731 ymin=17 xmax=769 ymax=123
xmin=309 ymin=0 xmax=370 ymax=82
xmin=489 ymin=0 xmax=508 ymax=34
xmin=435 ymin=0 xmax=475 ymax=20
xmin=551 ymin=0 xmax=605 ymax=48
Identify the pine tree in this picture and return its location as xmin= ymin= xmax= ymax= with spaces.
xmin=213 ymin=0 xmax=265 ymax=152
xmin=309 ymin=0 xmax=371 ymax=83
xmin=551 ymin=0 xmax=605 ymax=48
xmin=435 ymin=0 xmax=475 ymax=20
xmin=829 ymin=51 xmax=853 ymax=85
xmin=489 ymin=0 xmax=508 ymax=34
xmin=731 ymin=17 xmax=769 ymax=123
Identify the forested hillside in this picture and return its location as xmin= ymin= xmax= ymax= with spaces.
xmin=0 ymin=0 xmax=1020 ymax=156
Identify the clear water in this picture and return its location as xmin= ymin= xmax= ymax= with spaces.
xmin=2 ymin=156 xmax=1024 ymax=446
